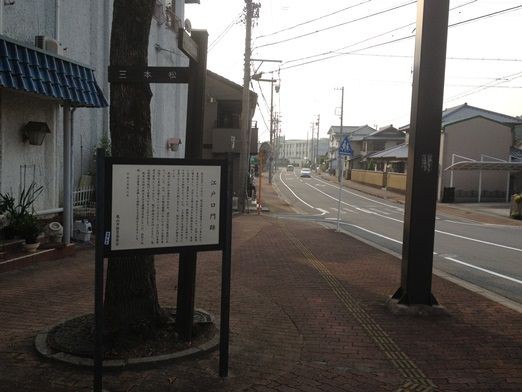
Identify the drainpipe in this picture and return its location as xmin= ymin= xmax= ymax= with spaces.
xmin=53 ymin=0 xmax=61 ymax=210
xmin=450 ymin=154 xmax=455 ymax=188
xmin=102 ymin=0 xmax=110 ymax=138
xmin=55 ymin=0 xmax=61 ymax=40
xmin=506 ymin=155 xmax=511 ymax=202
xmin=0 ymin=0 xmax=4 ymax=34
xmin=63 ymin=105 xmax=72 ymax=244
xmin=478 ymin=155 xmax=483 ymax=203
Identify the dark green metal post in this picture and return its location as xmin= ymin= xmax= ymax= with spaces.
xmin=393 ymin=0 xmax=450 ymax=305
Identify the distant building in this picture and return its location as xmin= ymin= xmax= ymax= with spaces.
xmin=280 ymin=138 xmax=329 ymax=166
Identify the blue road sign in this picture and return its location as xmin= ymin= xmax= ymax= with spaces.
xmin=339 ymin=135 xmax=353 ymax=156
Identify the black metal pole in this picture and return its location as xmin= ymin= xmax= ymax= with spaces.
xmin=176 ymin=30 xmax=208 ymax=341
xmin=219 ymin=154 xmax=233 ymax=377
xmin=93 ymin=148 xmax=106 ymax=392
xmin=393 ymin=0 xmax=450 ymax=306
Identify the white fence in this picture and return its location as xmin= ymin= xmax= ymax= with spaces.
xmin=73 ymin=186 xmax=95 ymax=210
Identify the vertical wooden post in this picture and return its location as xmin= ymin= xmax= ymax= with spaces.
xmin=219 ymin=155 xmax=233 ymax=377
xmin=176 ymin=30 xmax=208 ymax=341
xmin=93 ymin=148 xmax=106 ymax=392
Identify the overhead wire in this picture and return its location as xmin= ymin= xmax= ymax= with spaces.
xmin=255 ymin=0 xmax=373 ymax=40
xmin=250 ymin=79 xmax=271 ymax=136
xmin=208 ymin=12 xmax=243 ymax=52
xmin=254 ymin=0 xmax=416 ymax=50
xmin=280 ymin=0 xmax=477 ymax=66
xmin=269 ymin=4 xmax=522 ymax=72
xmin=445 ymin=70 xmax=522 ymax=103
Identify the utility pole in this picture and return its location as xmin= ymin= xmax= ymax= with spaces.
xmin=268 ymin=79 xmax=275 ymax=184
xmin=316 ymin=114 xmax=320 ymax=171
xmin=252 ymin=70 xmax=280 ymax=184
xmin=239 ymin=0 xmax=257 ymax=212
xmin=336 ymin=87 xmax=344 ymax=182
xmin=310 ymin=121 xmax=315 ymax=167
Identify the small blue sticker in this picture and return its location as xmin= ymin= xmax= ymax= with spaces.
xmin=104 ymin=232 xmax=111 ymax=245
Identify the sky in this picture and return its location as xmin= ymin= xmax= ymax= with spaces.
xmin=186 ymin=0 xmax=522 ymax=142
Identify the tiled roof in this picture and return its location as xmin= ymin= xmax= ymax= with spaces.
xmin=0 ymin=35 xmax=107 ymax=108
xmin=367 ymin=143 xmax=408 ymax=160
xmin=441 ymin=103 xmax=522 ymax=127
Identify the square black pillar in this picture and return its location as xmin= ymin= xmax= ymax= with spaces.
xmin=393 ymin=0 xmax=450 ymax=306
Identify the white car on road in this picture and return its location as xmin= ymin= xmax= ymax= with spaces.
xmin=300 ymin=168 xmax=312 ymax=178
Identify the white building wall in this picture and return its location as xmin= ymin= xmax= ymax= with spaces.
xmin=0 ymin=0 xmax=189 ymax=210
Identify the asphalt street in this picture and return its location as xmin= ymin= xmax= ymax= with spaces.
xmin=274 ymin=169 xmax=522 ymax=304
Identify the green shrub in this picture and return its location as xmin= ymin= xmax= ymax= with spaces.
xmin=15 ymin=214 xmax=42 ymax=243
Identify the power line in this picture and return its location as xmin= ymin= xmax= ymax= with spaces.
xmin=297 ymin=51 xmax=522 ymax=62
xmin=208 ymin=12 xmax=243 ymax=52
xmin=254 ymin=0 xmax=416 ymax=50
xmin=280 ymin=0 xmax=477 ymax=66
xmin=445 ymin=71 xmax=522 ymax=103
xmin=255 ymin=0 xmax=373 ymax=40
xmin=272 ymin=4 xmax=522 ymax=72
xmin=251 ymin=80 xmax=271 ymax=133
xmin=255 ymin=101 xmax=270 ymax=136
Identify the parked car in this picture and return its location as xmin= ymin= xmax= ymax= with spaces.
xmin=287 ymin=165 xmax=294 ymax=172
xmin=300 ymin=168 xmax=311 ymax=178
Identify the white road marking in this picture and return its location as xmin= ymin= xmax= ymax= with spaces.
xmin=278 ymin=170 xmax=315 ymax=210
xmin=443 ymin=256 xmax=522 ymax=285
xmin=314 ymin=176 xmax=404 ymax=211
xmin=336 ymin=223 xmax=522 ymax=285
xmin=370 ymin=208 xmax=390 ymax=215
xmin=339 ymin=221 xmax=402 ymax=245
xmin=316 ymin=208 xmax=328 ymax=215
xmin=288 ymin=174 xmax=522 ymax=256
xmin=443 ymin=219 xmax=520 ymax=229
xmin=306 ymin=183 xmax=404 ymax=224
xmin=436 ymin=230 xmax=522 ymax=253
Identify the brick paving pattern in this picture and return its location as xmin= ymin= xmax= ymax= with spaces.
xmin=0 ymin=179 xmax=521 ymax=391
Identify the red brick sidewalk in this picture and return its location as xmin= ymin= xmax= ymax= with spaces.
xmin=0 ymin=188 xmax=521 ymax=391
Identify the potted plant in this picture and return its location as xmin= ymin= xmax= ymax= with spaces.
xmin=0 ymin=183 xmax=43 ymax=240
xmin=16 ymin=214 xmax=42 ymax=252
xmin=0 ymin=193 xmax=16 ymax=239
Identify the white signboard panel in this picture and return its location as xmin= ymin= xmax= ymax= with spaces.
xmin=110 ymin=164 xmax=221 ymax=251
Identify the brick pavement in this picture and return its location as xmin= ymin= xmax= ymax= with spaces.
xmin=0 ymin=178 xmax=521 ymax=391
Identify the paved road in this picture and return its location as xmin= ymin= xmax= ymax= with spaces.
xmin=274 ymin=169 xmax=522 ymax=304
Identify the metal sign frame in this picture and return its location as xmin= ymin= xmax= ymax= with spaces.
xmin=94 ymin=152 xmax=233 ymax=391
xmin=103 ymin=157 xmax=228 ymax=257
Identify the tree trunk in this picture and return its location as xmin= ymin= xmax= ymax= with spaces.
xmin=105 ymin=0 xmax=164 ymax=340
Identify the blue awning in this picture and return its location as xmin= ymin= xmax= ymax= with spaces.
xmin=0 ymin=35 xmax=107 ymax=108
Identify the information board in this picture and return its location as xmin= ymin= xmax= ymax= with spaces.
xmin=104 ymin=159 xmax=226 ymax=255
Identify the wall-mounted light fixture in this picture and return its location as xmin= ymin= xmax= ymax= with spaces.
xmin=166 ymin=137 xmax=182 ymax=152
xmin=22 ymin=121 xmax=51 ymax=145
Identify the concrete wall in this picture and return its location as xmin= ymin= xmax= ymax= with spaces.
xmin=440 ymin=117 xmax=512 ymax=201
xmin=0 ymin=0 xmax=189 ymax=211
xmin=386 ymin=172 xmax=407 ymax=192
xmin=351 ymin=169 xmax=385 ymax=187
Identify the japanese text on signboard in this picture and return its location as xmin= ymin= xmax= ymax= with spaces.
xmin=111 ymin=164 xmax=221 ymax=251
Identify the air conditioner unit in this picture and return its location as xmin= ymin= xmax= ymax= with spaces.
xmin=35 ymin=35 xmax=64 ymax=55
